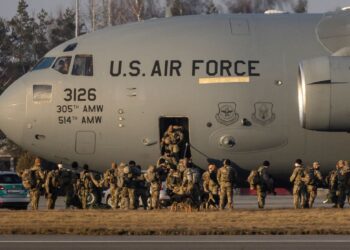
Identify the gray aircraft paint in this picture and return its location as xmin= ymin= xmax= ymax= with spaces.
xmin=1 ymin=12 xmax=350 ymax=180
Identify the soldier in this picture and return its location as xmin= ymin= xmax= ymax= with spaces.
xmin=156 ymin=158 xmax=171 ymax=182
xmin=44 ymin=164 xmax=62 ymax=209
xmin=158 ymin=150 xmax=177 ymax=168
xmin=304 ymin=161 xmax=323 ymax=208
xmin=135 ymin=165 xmax=148 ymax=210
xmin=161 ymin=125 xmax=184 ymax=160
xmin=166 ymin=164 xmax=183 ymax=196
xmin=116 ymin=163 xmax=126 ymax=209
xmin=290 ymin=159 xmax=307 ymax=209
xmin=249 ymin=161 xmax=274 ymax=209
xmin=103 ymin=162 xmax=118 ymax=209
xmin=144 ymin=165 xmax=161 ymax=209
xmin=324 ymin=168 xmax=338 ymax=206
xmin=183 ymin=159 xmax=201 ymax=209
xmin=202 ymin=164 xmax=219 ymax=209
xmin=21 ymin=157 xmax=45 ymax=210
xmin=217 ymin=159 xmax=237 ymax=210
xmin=335 ymin=160 xmax=349 ymax=208
xmin=79 ymin=164 xmax=95 ymax=209
xmin=122 ymin=161 xmax=139 ymax=209
xmin=65 ymin=162 xmax=80 ymax=209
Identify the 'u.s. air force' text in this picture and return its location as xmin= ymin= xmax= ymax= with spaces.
xmin=110 ymin=59 xmax=260 ymax=77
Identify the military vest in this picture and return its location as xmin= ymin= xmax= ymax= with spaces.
xmin=219 ymin=166 xmax=232 ymax=183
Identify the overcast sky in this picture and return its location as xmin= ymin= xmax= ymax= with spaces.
xmin=0 ymin=0 xmax=350 ymax=19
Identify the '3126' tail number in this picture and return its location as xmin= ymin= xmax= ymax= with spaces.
xmin=64 ymin=88 xmax=96 ymax=102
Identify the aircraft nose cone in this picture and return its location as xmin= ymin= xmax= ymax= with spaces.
xmin=0 ymin=80 xmax=26 ymax=145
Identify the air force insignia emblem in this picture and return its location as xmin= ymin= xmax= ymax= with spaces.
xmin=215 ymin=102 xmax=239 ymax=126
xmin=252 ymin=102 xmax=275 ymax=126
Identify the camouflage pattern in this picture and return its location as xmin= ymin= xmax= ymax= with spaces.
xmin=65 ymin=168 xmax=80 ymax=209
xmin=144 ymin=165 xmax=161 ymax=209
xmin=217 ymin=163 xmax=237 ymax=210
xmin=161 ymin=125 xmax=184 ymax=160
xmin=202 ymin=164 xmax=219 ymax=208
xmin=290 ymin=164 xmax=307 ymax=209
xmin=78 ymin=169 xmax=95 ymax=209
xmin=304 ymin=162 xmax=323 ymax=208
xmin=103 ymin=163 xmax=118 ymax=209
xmin=44 ymin=169 xmax=61 ymax=209
xmin=21 ymin=158 xmax=45 ymax=210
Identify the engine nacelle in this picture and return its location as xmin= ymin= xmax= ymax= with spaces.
xmin=298 ymin=56 xmax=350 ymax=131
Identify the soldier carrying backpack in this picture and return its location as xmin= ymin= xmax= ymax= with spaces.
xmin=303 ymin=161 xmax=323 ymax=208
xmin=45 ymin=163 xmax=62 ymax=209
xmin=247 ymin=161 xmax=274 ymax=209
xmin=21 ymin=157 xmax=45 ymax=210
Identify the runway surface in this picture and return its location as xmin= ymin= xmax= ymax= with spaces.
xmin=0 ymin=235 xmax=349 ymax=250
xmin=35 ymin=190 xmax=334 ymax=210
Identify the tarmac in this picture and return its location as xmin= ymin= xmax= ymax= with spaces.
xmin=1 ymin=192 xmax=347 ymax=250
xmin=0 ymin=235 xmax=349 ymax=250
xmin=36 ymin=189 xmax=331 ymax=210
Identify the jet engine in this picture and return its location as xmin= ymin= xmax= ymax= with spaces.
xmin=298 ymin=56 xmax=350 ymax=131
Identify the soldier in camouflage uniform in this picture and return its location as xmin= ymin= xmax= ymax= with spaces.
xmin=44 ymin=164 xmax=62 ymax=209
xmin=202 ymin=164 xmax=219 ymax=209
xmin=166 ymin=164 xmax=183 ymax=196
xmin=217 ymin=159 xmax=237 ymax=210
xmin=121 ymin=161 xmax=139 ymax=210
xmin=144 ymin=165 xmax=161 ymax=209
xmin=304 ymin=161 xmax=323 ymax=208
xmin=290 ymin=159 xmax=307 ymax=209
xmin=161 ymin=125 xmax=184 ymax=160
xmin=79 ymin=165 xmax=95 ymax=209
xmin=335 ymin=160 xmax=349 ymax=208
xmin=21 ymin=157 xmax=45 ymax=210
xmin=135 ymin=165 xmax=148 ymax=210
xmin=103 ymin=162 xmax=118 ymax=209
xmin=256 ymin=161 xmax=274 ymax=209
xmin=65 ymin=162 xmax=80 ymax=209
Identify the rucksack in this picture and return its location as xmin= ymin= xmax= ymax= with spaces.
xmin=192 ymin=168 xmax=201 ymax=184
xmin=304 ymin=169 xmax=315 ymax=185
xmin=21 ymin=169 xmax=33 ymax=189
xmin=29 ymin=170 xmax=37 ymax=188
xmin=219 ymin=166 xmax=232 ymax=182
xmin=247 ymin=170 xmax=259 ymax=187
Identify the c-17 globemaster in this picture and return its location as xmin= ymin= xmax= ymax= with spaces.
xmin=0 ymin=10 xmax=350 ymax=184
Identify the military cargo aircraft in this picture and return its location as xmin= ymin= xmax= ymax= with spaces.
xmin=1 ymin=10 xmax=350 ymax=182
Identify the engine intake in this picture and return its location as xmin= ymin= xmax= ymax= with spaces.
xmin=298 ymin=56 xmax=350 ymax=131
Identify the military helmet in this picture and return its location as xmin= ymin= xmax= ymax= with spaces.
xmin=223 ymin=159 xmax=231 ymax=166
xmin=263 ymin=160 xmax=270 ymax=167
xmin=34 ymin=157 xmax=41 ymax=166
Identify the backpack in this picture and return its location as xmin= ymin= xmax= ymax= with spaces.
xmin=50 ymin=170 xmax=60 ymax=189
xmin=21 ymin=169 xmax=33 ymax=189
xmin=304 ymin=168 xmax=315 ymax=185
xmin=192 ymin=168 xmax=201 ymax=184
xmin=219 ymin=166 xmax=232 ymax=182
xmin=29 ymin=170 xmax=38 ymax=188
xmin=247 ymin=170 xmax=259 ymax=187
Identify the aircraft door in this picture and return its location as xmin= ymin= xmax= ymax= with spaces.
xmin=23 ymin=84 xmax=55 ymax=152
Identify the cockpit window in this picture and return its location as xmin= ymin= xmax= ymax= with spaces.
xmin=72 ymin=55 xmax=93 ymax=76
xmin=52 ymin=56 xmax=72 ymax=74
xmin=32 ymin=57 xmax=55 ymax=71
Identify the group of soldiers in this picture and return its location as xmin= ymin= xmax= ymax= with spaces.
xmin=20 ymin=158 xmax=83 ymax=210
xmin=289 ymin=159 xmax=350 ymax=209
xmin=16 ymin=125 xmax=350 ymax=211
